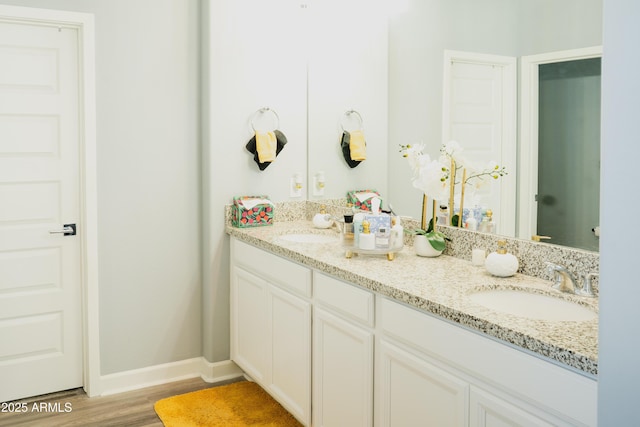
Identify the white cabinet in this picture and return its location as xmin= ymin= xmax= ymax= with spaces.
xmin=230 ymin=238 xmax=597 ymax=427
xmin=313 ymin=272 xmax=374 ymax=426
xmin=376 ymin=338 xmax=469 ymax=427
xmin=230 ymin=266 xmax=269 ymax=384
xmin=470 ymin=386 xmax=555 ymax=427
xmin=377 ymin=296 xmax=597 ymax=427
xmin=268 ymin=285 xmax=311 ymax=423
xmin=230 ymin=239 xmax=312 ymax=425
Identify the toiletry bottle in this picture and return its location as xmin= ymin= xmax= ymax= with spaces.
xmin=313 ymin=205 xmax=333 ymax=229
xmin=485 ymin=239 xmax=518 ymax=277
xmin=390 ymin=216 xmax=404 ymax=250
xmin=437 ymin=205 xmax=449 ymax=226
xmin=478 ymin=209 xmax=495 ymax=233
xmin=478 ymin=215 xmax=489 ymax=233
xmin=353 ymin=212 xmax=365 ymax=247
xmin=342 ymin=214 xmax=355 ymax=247
xmin=375 ymin=226 xmax=390 ymax=249
xmin=484 ymin=209 xmax=496 ymax=233
xmin=359 ymin=220 xmax=376 ymax=250
xmin=465 ymin=214 xmax=477 ymax=231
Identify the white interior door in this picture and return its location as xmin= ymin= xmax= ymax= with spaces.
xmin=442 ymin=51 xmax=517 ymax=235
xmin=0 ymin=19 xmax=83 ymax=402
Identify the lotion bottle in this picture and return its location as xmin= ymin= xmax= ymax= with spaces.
xmin=359 ymin=220 xmax=376 ymax=250
xmin=353 ymin=212 xmax=365 ymax=247
xmin=485 ymin=240 xmax=518 ymax=277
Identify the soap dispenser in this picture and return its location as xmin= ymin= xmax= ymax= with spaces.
xmin=359 ymin=220 xmax=376 ymax=250
xmin=313 ymin=205 xmax=333 ymax=229
xmin=485 ymin=240 xmax=518 ymax=277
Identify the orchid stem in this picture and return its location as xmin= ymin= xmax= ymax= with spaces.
xmin=432 ymin=199 xmax=437 ymax=233
xmin=449 ymin=158 xmax=456 ymax=225
xmin=459 ymin=168 xmax=467 ymax=228
xmin=421 ymin=194 xmax=427 ymax=230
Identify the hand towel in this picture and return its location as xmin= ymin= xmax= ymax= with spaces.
xmin=349 ymin=130 xmax=367 ymax=161
xmin=340 ymin=131 xmax=361 ymax=168
xmin=246 ymin=130 xmax=288 ymax=170
xmin=256 ymin=131 xmax=277 ymax=163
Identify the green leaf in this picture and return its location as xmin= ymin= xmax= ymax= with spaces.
xmin=426 ymin=218 xmax=435 ymax=233
xmin=426 ymin=231 xmax=446 ymax=251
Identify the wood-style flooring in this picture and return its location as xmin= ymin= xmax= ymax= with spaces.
xmin=0 ymin=376 xmax=243 ymax=427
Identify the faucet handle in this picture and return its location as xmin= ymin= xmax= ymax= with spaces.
xmin=578 ymin=272 xmax=598 ymax=298
xmin=545 ymin=262 xmax=564 ymax=288
xmin=545 ymin=261 xmax=562 ymax=274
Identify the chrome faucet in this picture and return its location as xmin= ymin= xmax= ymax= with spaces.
xmin=545 ymin=262 xmax=596 ymax=297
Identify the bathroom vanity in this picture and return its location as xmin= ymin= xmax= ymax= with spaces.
xmin=228 ymin=221 xmax=597 ymax=427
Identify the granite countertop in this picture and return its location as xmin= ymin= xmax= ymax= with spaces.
xmin=226 ymin=220 xmax=598 ymax=377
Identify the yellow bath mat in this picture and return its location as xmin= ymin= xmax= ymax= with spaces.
xmin=154 ymin=381 xmax=302 ymax=427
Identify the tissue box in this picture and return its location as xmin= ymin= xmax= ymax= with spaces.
xmin=231 ymin=195 xmax=274 ymax=228
xmin=347 ymin=189 xmax=381 ymax=211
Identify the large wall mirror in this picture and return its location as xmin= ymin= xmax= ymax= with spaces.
xmin=308 ymin=0 xmax=602 ymax=253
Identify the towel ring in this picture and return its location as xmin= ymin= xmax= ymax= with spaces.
xmin=250 ymin=107 xmax=280 ymax=132
xmin=340 ymin=110 xmax=363 ymax=132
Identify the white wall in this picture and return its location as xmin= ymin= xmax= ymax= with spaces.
xmin=598 ymin=0 xmax=640 ymax=424
xmin=201 ymin=0 xmax=390 ymax=362
xmin=0 ymin=0 xmax=202 ymax=375
xmin=202 ymin=0 xmax=309 ymax=362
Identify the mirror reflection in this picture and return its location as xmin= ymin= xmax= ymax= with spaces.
xmin=308 ymin=0 xmax=603 ymax=252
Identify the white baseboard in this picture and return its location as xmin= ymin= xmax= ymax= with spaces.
xmin=99 ymin=357 xmax=244 ymax=396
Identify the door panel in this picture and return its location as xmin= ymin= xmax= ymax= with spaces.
xmin=537 ymin=58 xmax=601 ymax=251
xmin=0 ymin=20 xmax=82 ymax=402
xmin=443 ymin=51 xmax=517 ymax=235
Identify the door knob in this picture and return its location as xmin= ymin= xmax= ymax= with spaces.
xmin=49 ymin=223 xmax=76 ymax=236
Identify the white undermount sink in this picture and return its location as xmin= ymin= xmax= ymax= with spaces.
xmin=469 ymin=289 xmax=597 ymax=321
xmin=278 ymin=233 xmax=339 ymax=244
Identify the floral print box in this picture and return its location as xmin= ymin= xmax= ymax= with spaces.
xmin=346 ymin=189 xmax=381 ymax=211
xmin=231 ymin=195 xmax=274 ymax=228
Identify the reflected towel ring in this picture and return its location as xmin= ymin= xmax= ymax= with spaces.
xmin=250 ymin=107 xmax=280 ymax=132
xmin=340 ymin=109 xmax=363 ymax=132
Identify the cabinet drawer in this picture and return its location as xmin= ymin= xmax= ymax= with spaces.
xmin=232 ymin=238 xmax=312 ymax=298
xmin=313 ymin=271 xmax=374 ymax=327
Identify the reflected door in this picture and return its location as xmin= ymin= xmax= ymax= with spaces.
xmin=537 ymin=58 xmax=601 ymax=251
xmin=442 ymin=51 xmax=517 ymax=236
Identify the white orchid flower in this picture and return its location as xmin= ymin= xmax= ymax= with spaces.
xmin=402 ymin=143 xmax=426 ymax=173
xmin=412 ymin=159 xmax=449 ymax=201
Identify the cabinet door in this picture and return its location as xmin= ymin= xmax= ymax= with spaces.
xmin=230 ymin=266 xmax=268 ymax=383
xmin=268 ymin=284 xmax=312 ymax=425
xmin=375 ymin=338 xmax=469 ymax=427
xmin=313 ymin=308 xmax=374 ymax=427
xmin=470 ymin=387 xmax=556 ymax=427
